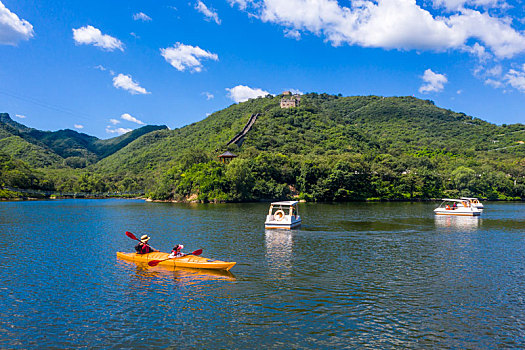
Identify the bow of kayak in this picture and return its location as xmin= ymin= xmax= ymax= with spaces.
xmin=116 ymin=252 xmax=236 ymax=271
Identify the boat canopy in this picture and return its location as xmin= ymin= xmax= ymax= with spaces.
xmin=460 ymin=197 xmax=479 ymax=200
xmin=270 ymin=201 xmax=298 ymax=206
xmin=440 ymin=198 xmax=469 ymax=202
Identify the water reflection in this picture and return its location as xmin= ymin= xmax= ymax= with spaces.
xmin=265 ymin=229 xmax=293 ymax=278
xmin=434 ymin=215 xmax=481 ymax=230
xmin=117 ymin=259 xmax=236 ymax=286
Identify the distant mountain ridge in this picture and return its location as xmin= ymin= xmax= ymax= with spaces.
xmin=0 ymin=113 xmax=168 ymax=168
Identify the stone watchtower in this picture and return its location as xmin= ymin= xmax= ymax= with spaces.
xmin=280 ymin=91 xmax=301 ymax=108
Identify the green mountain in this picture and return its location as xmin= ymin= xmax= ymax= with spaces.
xmin=95 ymin=94 xmax=524 ymax=173
xmin=0 ymin=113 xmax=168 ymax=168
xmin=86 ymin=93 xmax=524 ymax=201
xmin=1 ymin=94 xmax=524 ymax=201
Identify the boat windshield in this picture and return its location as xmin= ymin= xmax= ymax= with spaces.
xmin=268 ymin=203 xmax=298 ymax=216
xmin=439 ymin=199 xmax=470 ymax=208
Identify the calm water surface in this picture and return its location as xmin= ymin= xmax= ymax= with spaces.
xmin=0 ymin=200 xmax=524 ymax=349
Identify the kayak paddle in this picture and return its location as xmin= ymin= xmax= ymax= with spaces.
xmin=125 ymin=231 xmax=140 ymax=241
xmin=148 ymin=249 xmax=203 ymax=267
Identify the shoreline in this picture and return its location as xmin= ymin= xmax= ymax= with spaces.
xmin=0 ymin=195 xmax=145 ymax=202
xmin=2 ymin=193 xmax=523 ymax=203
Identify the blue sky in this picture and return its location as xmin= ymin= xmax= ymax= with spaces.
xmin=1 ymin=0 xmax=524 ymax=139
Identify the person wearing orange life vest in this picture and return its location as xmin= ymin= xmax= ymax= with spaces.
xmin=134 ymin=235 xmax=156 ymax=254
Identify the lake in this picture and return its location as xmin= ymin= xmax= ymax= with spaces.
xmin=0 ymin=200 xmax=524 ymax=348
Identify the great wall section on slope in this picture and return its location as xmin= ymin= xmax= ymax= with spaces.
xmin=224 ymin=93 xmax=302 ymax=148
xmin=226 ymin=113 xmax=260 ymax=147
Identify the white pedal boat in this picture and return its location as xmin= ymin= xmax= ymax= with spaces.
xmin=265 ymin=201 xmax=302 ymax=229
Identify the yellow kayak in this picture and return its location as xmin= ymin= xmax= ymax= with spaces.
xmin=116 ymin=251 xmax=236 ymax=271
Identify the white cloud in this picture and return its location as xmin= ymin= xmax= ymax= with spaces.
xmin=232 ymin=0 xmax=525 ymax=59
xmin=432 ymin=0 xmax=503 ymax=12
xmin=254 ymin=0 xmax=462 ymax=50
xmin=288 ymin=88 xmax=304 ymax=95
xmin=203 ymin=92 xmax=214 ymax=100
xmin=485 ymin=78 xmax=504 ymax=88
xmin=109 ymin=118 xmax=120 ymax=125
xmin=461 ymin=42 xmax=491 ymax=62
xmin=94 ymin=64 xmax=115 ymax=76
xmin=74 ymin=124 xmax=84 ymax=129
xmin=471 ymin=64 xmax=525 ymax=93
xmin=226 ymin=85 xmax=270 ymax=102
xmin=15 ymin=114 xmax=26 ymax=119
xmin=73 ymin=25 xmax=124 ymax=51
xmin=419 ymin=69 xmax=448 ymax=93
xmin=112 ymin=73 xmax=150 ymax=95
xmin=106 ymin=126 xmax=133 ymax=135
xmin=195 ymin=1 xmax=221 ymax=24
xmin=121 ymin=113 xmax=145 ymax=125
xmin=0 ymin=1 xmax=34 ymax=45
xmin=504 ymin=68 xmax=525 ymax=93
xmin=447 ymin=9 xmax=525 ymax=59
xmin=133 ymin=12 xmax=152 ymax=21
xmin=228 ymin=0 xmax=250 ymax=10
xmin=486 ymin=65 xmax=503 ymax=77
xmin=284 ymin=28 xmax=301 ymax=40
xmin=160 ymin=42 xmax=218 ymax=72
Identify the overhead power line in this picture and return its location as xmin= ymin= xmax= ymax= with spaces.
xmin=0 ymin=88 xmax=94 ymax=121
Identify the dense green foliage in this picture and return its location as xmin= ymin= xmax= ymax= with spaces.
xmin=1 ymin=94 xmax=524 ymax=201
xmin=147 ymin=150 xmax=525 ymax=201
xmin=0 ymin=151 xmax=48 ymax=190
xmin=0 ymin=134 xmax=64 ymax=167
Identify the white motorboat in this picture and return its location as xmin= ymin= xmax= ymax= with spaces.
xmin=434 ymin=198 xmax=481 ymax=216
xmin=460 ymin=197 xmax=484 ymax=209
xmin=265 ymin=201 xmax=302 ymax=229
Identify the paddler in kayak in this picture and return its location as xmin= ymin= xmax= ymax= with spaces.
xmin=168 ymin=244 xmax=184 ymax=258
xmin=135 ymin=235 xmax=157 ymax=254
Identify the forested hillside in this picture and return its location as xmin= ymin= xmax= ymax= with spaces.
xmin=0 ymin=113 xmax=168 ymax=168
xmin=1 ymin=94 xmax=524 ymax=201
